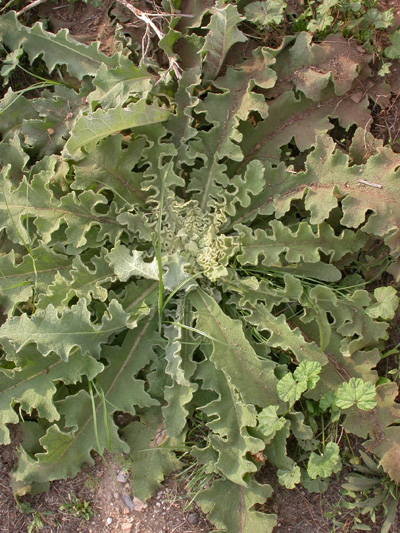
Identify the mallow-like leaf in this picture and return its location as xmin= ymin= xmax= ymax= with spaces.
xmin=366 ymin=287 xmax=399 ymax=320
xmin=277 ymin=465 xmax=301 ymax=489
xmin=336 ymin=378 xmax=377 ymax=411
xmin=258 ymin=405 xmax=286 ymax=440
xmin=307 ymin=442 xmax=341 ymax=479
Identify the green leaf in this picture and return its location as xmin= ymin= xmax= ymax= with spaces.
xmin=22 ymin=86 xmax=89 ymax=157
xmin=0 ymin=299 xmax=130 ymax=361
xmin=12 ymin=389 xmax=127 ymax=487
xmin=122 ymin=408 xmax=181 ymax=501
xmin=201 ymin=2 xmax=247 ymax=82
xmin=108 ymin=242 xmax=159 ymax=283
xmin=71 ymin=134 xmax=148 ymax=209
xmin=228 ymin=293 xmax=327 ymax=366
xmin=276 ymin=136 xmax=400 ymax=278
xmin=196 ymin=477 xmax=277 ymax=533
xmin=277 ymin=465 xmax=301 ymax=489
xmin=161 ymin=299 xmax=199 ymax=437
xmin=277 ymin=372 xmax=307 ymax=404
xmin=366 ymin=287 xmax=399 ymax=320
xmin=0 ymin=88 xmax=37 ymax=137
xmin=64 ymin=100 xmax=169 ymax=158
xmin=293 ymin=361 xmax=322 ymax=391
xmin=235 ymin=220 xmax=365 ymax=267
xmin=187 ymin=48 xmax=276 ymax=210
xmin=189 ymin=288 xmax=282 ymax=408
xmin=385 ymin=30 xmax=400 ymax=59
xmin=196 ymin=358 xmax=265 ymax=484
xmin=12 ymin=316 xmax=160 ymax=487
xmin=307 ymin=442 xmax=341 ymax=479
xmin=0 ymin=167 xmax=123 ymax=250
xmin=88 ymin=57 xmax=154 ymax=109
xmin=244 ymin=1 xmax=286 ymax=26
xmin=344 ymin=384 xmax=400 ymax=482
xmin=257 ymin=405 xmax=286 ymax=440
xmin=0 ymin=347 xmax=103 ymax=445
xmin=0 ymin=135 xmax=29 ymax=182
xmin=37 ymin=249 xmax=116 ymax=311
xmin=0 ymin=11 xmax=119 ymax=80
xmin=0 ymin=245 xmax=72 ymax=315
xmin=237 ymin=88 xmax=370 ymax=170
xmin=336 ymin=378 xmax=377 ymax=411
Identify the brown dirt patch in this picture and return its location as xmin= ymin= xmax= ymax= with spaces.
xmin=0 ymin=430 xmax=213 ymax=533
xmin=36 ymin=0 xmax=117 ymax=54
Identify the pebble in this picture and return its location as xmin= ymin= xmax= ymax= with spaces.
xmin=124 ymin=494 xmax=135 ymax=512
xmin=117 ymin=470 xmax=129 ymax=483
xmin=188 ymin=512 xmax=200 ymax=525
xmin=106 ymin=517 xmax=112 ymax=525
xmin=121 ymin=524 xmax=133 ymax=531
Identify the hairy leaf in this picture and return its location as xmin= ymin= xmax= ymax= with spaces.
xmin=64 ymin=100 xmax=169 ymax=158
xmin=189 ymin=288 xmax=281 ymax=408
xmin=196 ymin=358 xmax=265 ymax=484
xmin=196 ymin=477 xmax=277 ymax=533
xmin=0 ymin=347 xmax=103 ymax=445
xmin=0 ymin=299 xmax=130 ymax=360
xmin=245 ymin=1 xmax=286 ymax=27
xmin=201 ymin=2 xmax=247 ymax=82
xmin=0 ymin=89 xmax=37 ymax=137
xmin=123 ymin=408 xmax=181 ymax=501
xmin=0 ymin=245 xmax=72 ymax=315
xmin=0 ymin=11 xmax=119 ymax=79
xmin=12 ymin=316 xmax=160 ymax=487
xmin=37 ymin=249 xmax=116 ymax=310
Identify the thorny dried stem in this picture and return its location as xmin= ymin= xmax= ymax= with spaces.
xmin=116 ymin=0 xmax=183 ymax=80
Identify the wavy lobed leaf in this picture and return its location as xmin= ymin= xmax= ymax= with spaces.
xmin=196 ymin=477 xmax=277 ymax=533
xmin=0 ymin=299 xmax=130 ymax=360
xmin=64 ymin=100 xmax=169 ymax=158
xmin=0 ymin=11 xmax=119 ymax=79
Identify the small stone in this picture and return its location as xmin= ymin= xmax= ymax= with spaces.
xmin=188 ymin=512 xmax=199 ymax=525
xmin=121 ymin=524 xmax=133 ymax=531
xmin=124 ymin=494 xmax=135 ymax=512
xmin=132 ymin=496 xmax=147 ymax=512
xmin=106 ymin=517 xmax=112 ymax=525
xmin=114 ymin=492 xmax=119 ymax=500
xmin=117 ymin=470 xmax=129 ymax=483
xmin=156 ymin=502 xmax=161 ymax=507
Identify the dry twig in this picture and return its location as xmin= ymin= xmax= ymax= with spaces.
xmin=356 ymin=179 xmax=383 ymax=188
xmin=116 ymin=0 xmax=182 ymax=80
xmin=16 ymin=0 xmax=47 ymax=17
